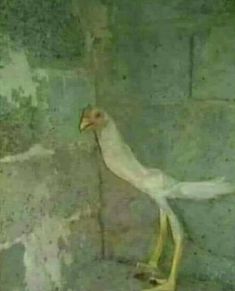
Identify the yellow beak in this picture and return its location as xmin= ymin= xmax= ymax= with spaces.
xmin=79 ymin=118 xmax=93 ymax=132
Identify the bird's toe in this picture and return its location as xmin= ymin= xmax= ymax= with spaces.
xmin=143 ymin=280 xmax=175 ymax=291
xmin=134 ymin=262 xmax=165 ymax=283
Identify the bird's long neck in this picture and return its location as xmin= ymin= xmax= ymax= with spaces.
xmin=95 ymin=116 xmax=147 ymax=184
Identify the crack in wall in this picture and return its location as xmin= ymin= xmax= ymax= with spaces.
xmin=94 ymin=139 xmax=106 ymax=259
xmin=72 ymin=0 xmax=112 ymax=261
xmin=189 ymin=33 xmax=195 ymax=98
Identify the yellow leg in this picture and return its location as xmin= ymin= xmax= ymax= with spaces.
xmin=136 ymin=209 xmax=168 ymax=279
xmin=167 ymin=234 xmax=183 ymax=287
xmin=148 ymin=209 xmax=168 ymax=268
xmin=144 ymin=201 xmax=184 ymax=291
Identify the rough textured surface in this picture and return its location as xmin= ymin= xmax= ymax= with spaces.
xmin=101 ymin=166 xmax=158 ymax=262
xmin=193 ymin=22 xmax=235 ymax=100
xmin=0 ymin=0 xmax=84 ymax=66
xmin=96 ymin=0 xmax=235 ymax=288
xmin=0 ymin=244 xmax=25 ymax=291
xmin=1 ymin=0 xmax=235 ymax=290
xmin=61 ymin=260 xmax=235 ymax=291
xmin=0 ymin=11 xmax=99 ymax=288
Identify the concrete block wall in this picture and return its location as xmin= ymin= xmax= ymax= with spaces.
xmin=96 ymin=0 xmax=235 ymax=287
xmin=1 ymin=0 xmax=235 ymax=290
xmin=0 ymin=2 xmax=102 ymax=287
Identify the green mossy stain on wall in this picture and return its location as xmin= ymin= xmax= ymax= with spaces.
xmin=0 ymin=0 xmax=85 ymax=67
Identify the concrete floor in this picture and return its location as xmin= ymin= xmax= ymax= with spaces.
xmin=72 ymin=260 xmax=234 ymax=291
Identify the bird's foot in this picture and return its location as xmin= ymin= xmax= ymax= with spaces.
xmin=143 ymin=279 xmax=175 ymax=291
xmin=148 ymin=277 xmax=167 ymax=286
xmin=134 ymin=262 xmax=165 ymax=283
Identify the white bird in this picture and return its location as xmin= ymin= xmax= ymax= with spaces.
xmin=79 ymin=105 xmax=235 ymax=291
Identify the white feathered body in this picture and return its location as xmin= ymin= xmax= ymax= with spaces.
xmin=96 ymin=115 xmax=235 ymax=201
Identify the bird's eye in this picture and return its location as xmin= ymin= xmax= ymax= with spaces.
xmin=95 ymin=112 xmax=101 ymax=118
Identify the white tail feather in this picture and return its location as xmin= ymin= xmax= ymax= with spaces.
xmin=175 ymin=177 xmax=235 ymax=200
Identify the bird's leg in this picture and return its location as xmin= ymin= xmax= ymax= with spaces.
xmin=135 ymin=209 xmax=167 ymax=281
xmin=144 ymin=202 xmax=183 ymax=291
xmin=166 ymin=209 xmax=184 ymax=289
xmin=148 ymin=209 xmax=168 ymax=269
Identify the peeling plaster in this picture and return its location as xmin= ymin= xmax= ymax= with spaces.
xmin=0 ymin=235 xmax=25 ymax=252
xmin=0 ymin=48 xmax=48 ymax=106
xmin=0 ymin=144 xmax=54 ymax=163
xmin=0 ymin=205 xmax=92 ymax=291
xmin=22 ymin=207 xmax=92 ymax=291
xmin=23 ymin=215 xmax=70 ymax=291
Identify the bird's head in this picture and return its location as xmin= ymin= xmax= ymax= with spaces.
xmin=79 ymin=105 xmax=108 ymax=132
